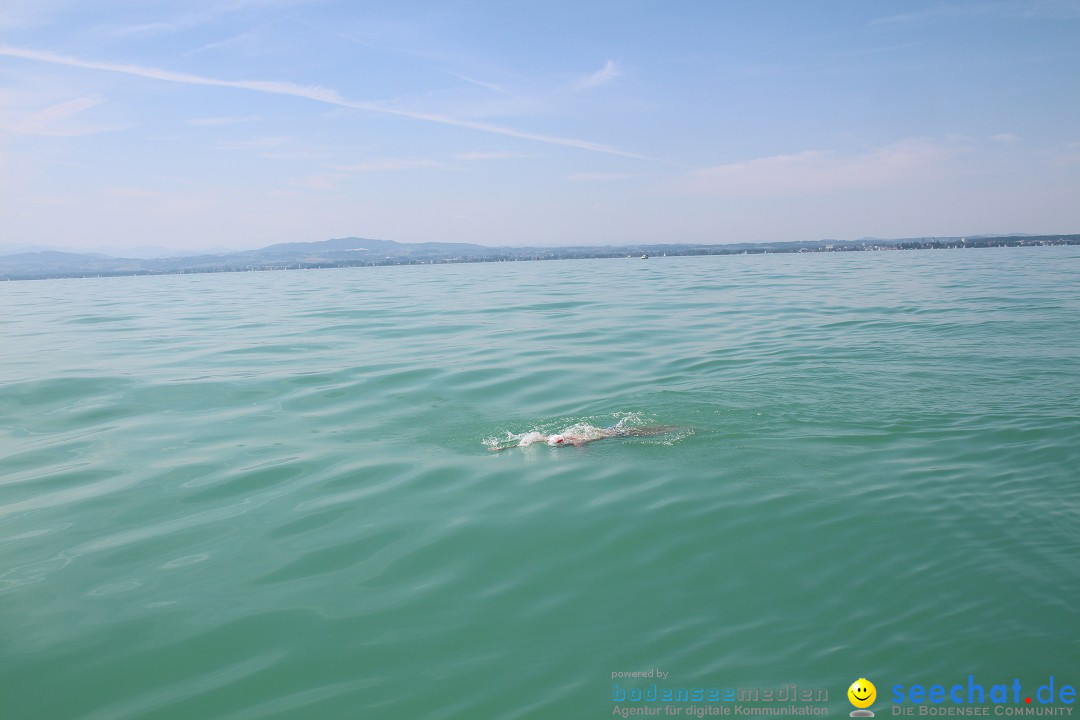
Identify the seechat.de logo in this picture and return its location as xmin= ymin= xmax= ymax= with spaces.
xmin=850 ymin=679 xmax=877 ymax=717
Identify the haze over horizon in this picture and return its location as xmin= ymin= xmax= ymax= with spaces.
xmin=2 ymin=0 xmax=1078 ymax=252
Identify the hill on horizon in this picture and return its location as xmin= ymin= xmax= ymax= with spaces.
xmin=2 ymin=233 xmax=1078 ymax=281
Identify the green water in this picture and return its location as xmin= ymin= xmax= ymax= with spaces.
xmin=2 ymin=248 xmax=1078 ymax=719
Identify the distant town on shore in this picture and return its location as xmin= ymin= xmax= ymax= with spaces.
xmin=2 ymin=234 xmax=1077 ymax=281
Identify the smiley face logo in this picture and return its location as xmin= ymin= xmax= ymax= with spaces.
xmin=848 ymin=678 xmax=876 ymax=709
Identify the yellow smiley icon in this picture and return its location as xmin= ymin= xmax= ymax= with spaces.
xmin=848 ymin=678 xmax=876 ymax=709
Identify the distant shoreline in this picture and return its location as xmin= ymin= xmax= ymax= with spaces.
xmin=2 ymin=234 xmax=1077 ymax=282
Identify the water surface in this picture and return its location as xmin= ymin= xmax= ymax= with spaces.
xmin=2 ymin=247 xmax=1078 ymax=719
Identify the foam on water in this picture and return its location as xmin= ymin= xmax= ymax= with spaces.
xmin=482 ymin=411 xmax=685 ymax=449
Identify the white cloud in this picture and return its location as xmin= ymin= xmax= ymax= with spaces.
xmin=22 ymin=95 xmax=102 ymax=128
xmin=110 ymin=22 xmax=181 ymax=37
xmin=444 ymin=71 xmax=513 ymax=97
xmin=575 ymin=60 xmax=620 ymax=90
xmin=0 ymin=94 xmax=127 ymax=136
xmin=684 ymin=140 xmax=964 ymax=197
xmin=183 ymin=27 xmax=266 ymax=56
xmin=0 ymin=45 xmax=655 ymax=160
xmin=990 ymin=133 xmax=1021 ymax=142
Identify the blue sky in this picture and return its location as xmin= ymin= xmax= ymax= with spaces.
xmin=2 ymin=0 xmax=1078 ymax=252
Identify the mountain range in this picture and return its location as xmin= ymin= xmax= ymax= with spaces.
xmin=2 ymin=234 xmax=1077 ymax=281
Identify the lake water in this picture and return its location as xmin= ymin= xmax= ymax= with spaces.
xmin=2 ymin=247 xmax=1078 ymax=719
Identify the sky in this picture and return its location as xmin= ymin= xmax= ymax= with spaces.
xmin=1 ymin=0 xmax=1079 ymax=253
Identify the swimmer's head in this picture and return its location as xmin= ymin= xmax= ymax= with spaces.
xmin=547 ymin=434 xmax=566 ymax=446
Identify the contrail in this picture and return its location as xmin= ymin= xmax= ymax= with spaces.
xmin=0 ymin=45 xmax=659 ymax=161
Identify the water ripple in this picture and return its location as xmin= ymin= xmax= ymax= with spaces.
xmin=1 ymin=249 xmax=1078 ymax=717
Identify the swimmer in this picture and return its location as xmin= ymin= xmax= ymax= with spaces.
xmin=487 ymin=424 xmax=679 ymax=452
